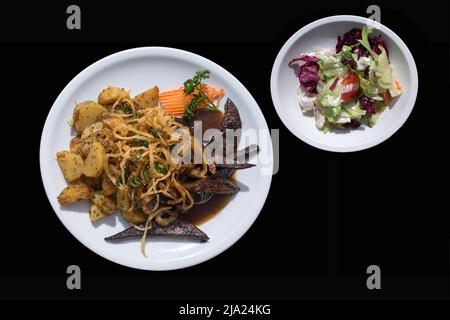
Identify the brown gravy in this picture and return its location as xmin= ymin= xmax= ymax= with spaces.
xmin=183 ymin=108 xmax=224 ymax=136
xmin=183 ymin=173 xmax=236 ymax=225
xmin=181 ymin=109 xmax=235 ymax=225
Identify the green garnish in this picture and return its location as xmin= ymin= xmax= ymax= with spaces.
xmin=118 ymin=101 xmax=132 ymax=114
xmin=112 ymin=172 xmax=122 ymax=187
xmin=150 ymin=128 xmax=160 ymax=137
xmin=184 ymin=70 xmax=210 ymax=94
xmin=183 ymin=70 xmax=218 ymax=118
xmin=142 ymin=168 xmax=150 ymax=183
xmin=133 ymin=150 xmax=144 ymax=160
xmin=131 ymin=139 xmax=149 ymax=147
xmin=129 ymin=175 xmax=142 ymax=188
xmin=155 ymin=163 xmax=167 ymax=174
xmin=184 ymin=107 xmax=194 ymax=118
xmin=124 ymin=166 xmax=131 ymax=184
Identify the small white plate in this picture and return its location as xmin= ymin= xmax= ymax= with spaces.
xmin=271 ymin=15 xmax=418 ymax=152
xmin=40 ymin=47 xmax=273 ymax=270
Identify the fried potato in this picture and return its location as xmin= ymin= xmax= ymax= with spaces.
xmin=57 ymin=182 xmax=93 ymax=205
xmin=98 ymin=86 xmax=130 ymax=106
xmin=78 ymin=128 xmax=114 ymax=158
xmin=102 ymin=115 xmax=124 ymax=130
xmin=77 ymin=137 xmax=94 ymax=158
xmin=133 ymin=86 xmax=159 ymax=109
xmin=116 ymin=188 xmax=131 ymax=211
xmin=102 ymin=116 xmax=128 ymax=137
xmin=80 ymin=175 xmax=103 ymax=191
xmin=73 ymin=101 xmax=108 ymax=135
xmin=56 ymin=151 xmax=84 ymax=182
xmin=69 ymin=137 xmax=83 ymax=155
xmin=101 ymin=174 xmax=116 ymax=196
xmin=91 ymin=193 xmax=116 ymax=214
xmin=82 ymin=141 xmax=106 ymax=178
xmin=122 ymin=209 xmax=147 ymax=224
xmin=89 ymin=203 xmax=105 ymax=222
xmin=81 ymin=121 xmax=103 ymax=139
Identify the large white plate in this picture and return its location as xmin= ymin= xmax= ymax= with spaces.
xmin=271 ymin=16 xmax=418 ymax=152
xmin=40 ymin=47 xmax=273 ymax=270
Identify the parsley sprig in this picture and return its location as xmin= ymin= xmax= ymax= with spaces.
xmin=183 ymin=70 xmax=218 ymax=118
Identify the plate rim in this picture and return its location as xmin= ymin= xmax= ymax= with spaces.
xmin=40 ymin=46 xmax=273 ymax=271
xmin=270 ymin=15 xmax=418 ymax=152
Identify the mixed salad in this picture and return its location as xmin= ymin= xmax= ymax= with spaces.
xmin=289 ymin=26 xmax=402 ymax=132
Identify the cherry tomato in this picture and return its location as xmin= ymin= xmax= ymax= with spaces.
xmin=341 ymin=73 xmax=359 ymax=103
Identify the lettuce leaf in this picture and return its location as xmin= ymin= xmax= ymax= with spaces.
xmin=337 ymin=45 xmax=357 ymax=68
xmin=367 ymin=102 xmax=388 ymax=127
xmin=325 ymin=106 xmax=342 ymax=123
xmin=316 ymin=77 xmax=341 ymax=108
xmin=318 ymin=56 xmax=346 ymax=79
xmin=358 ymin=72 xmax=382 ymax=99
xmin=341 ymin=100 xmax=367 ymax=119
xmin=374 ymin=47 xmax=393 ymax=89
xmin=357 ymin=26 xmax=377 ymax=59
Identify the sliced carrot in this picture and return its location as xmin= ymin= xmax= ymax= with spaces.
xmin=394 ymin=80 xmax=402 ymax=91
xmin=159 ymin=87 xmax=188 ymax=116
xmin=383 ymin=90 xmax=392 ymax=105
xmin=160 ymin=84 xmax=225 ymax=116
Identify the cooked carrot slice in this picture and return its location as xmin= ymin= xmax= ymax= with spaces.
xmin=160 ymin=85 xmax=225 ymax=116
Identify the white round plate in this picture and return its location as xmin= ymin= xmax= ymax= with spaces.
xmin=40 ymin=47 xmax=273 ymax=270
xmin=271 ymin=15 xmax=418 ymax=152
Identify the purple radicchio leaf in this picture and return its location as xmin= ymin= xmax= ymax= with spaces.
xmin=336 ymin=28 xmax=363 ymax=53
xmin=369 ymin=35 xmax=389 ymax=58
xmin=288 ymin=55 xmax=320 ymax=94
xmin=336 ymin=28 xmax=390 ymax=60
xmin=343 ymin=119 xmax=361 ymax=129
xmin=360 ymin=95 xmax=376 ymax=114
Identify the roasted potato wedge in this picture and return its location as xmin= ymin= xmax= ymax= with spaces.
xmin=56 ymin=151 xmax=84 ymax=182
xmin=98 ymin=86 xmax=130 ymax=106
xmin=80 ymin=175 xmax=102 ymax=191
xmin=102 ymin=115 xmax=125 ymax=130
xmin=81 ymin=121 xmax=103 ymax=139
xmin=89 ymin=203 xmax=105 ymax=222
xmin=102 ymin=116 xmax=128 ymax=136
xmin=69 ymin=137 xmax=81 ymax=154
xmin=73 ymin=101 xmax=107 ymax=135
xmin=78 ymin=128 xmax=114 ymax=158
xmin=122 ymin=209 xmax=147 ymax=224
xmin=82 ymin=141 xmax=106 ymax=178
xmin=133 ymin=86 xmax=159 ymax=109
xmin=101 ymin=175 xmax=116 ymax=196
xmin=92 ymin=193 xmax=116 ymax=214
xmin=57 ymin=182 xmax=93 ymax=205
xmin=116 ymin=187 xmax=131 ymax=211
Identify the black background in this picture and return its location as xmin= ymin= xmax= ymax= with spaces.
xmin=0 ymin=0 xmax=449 ymax=302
